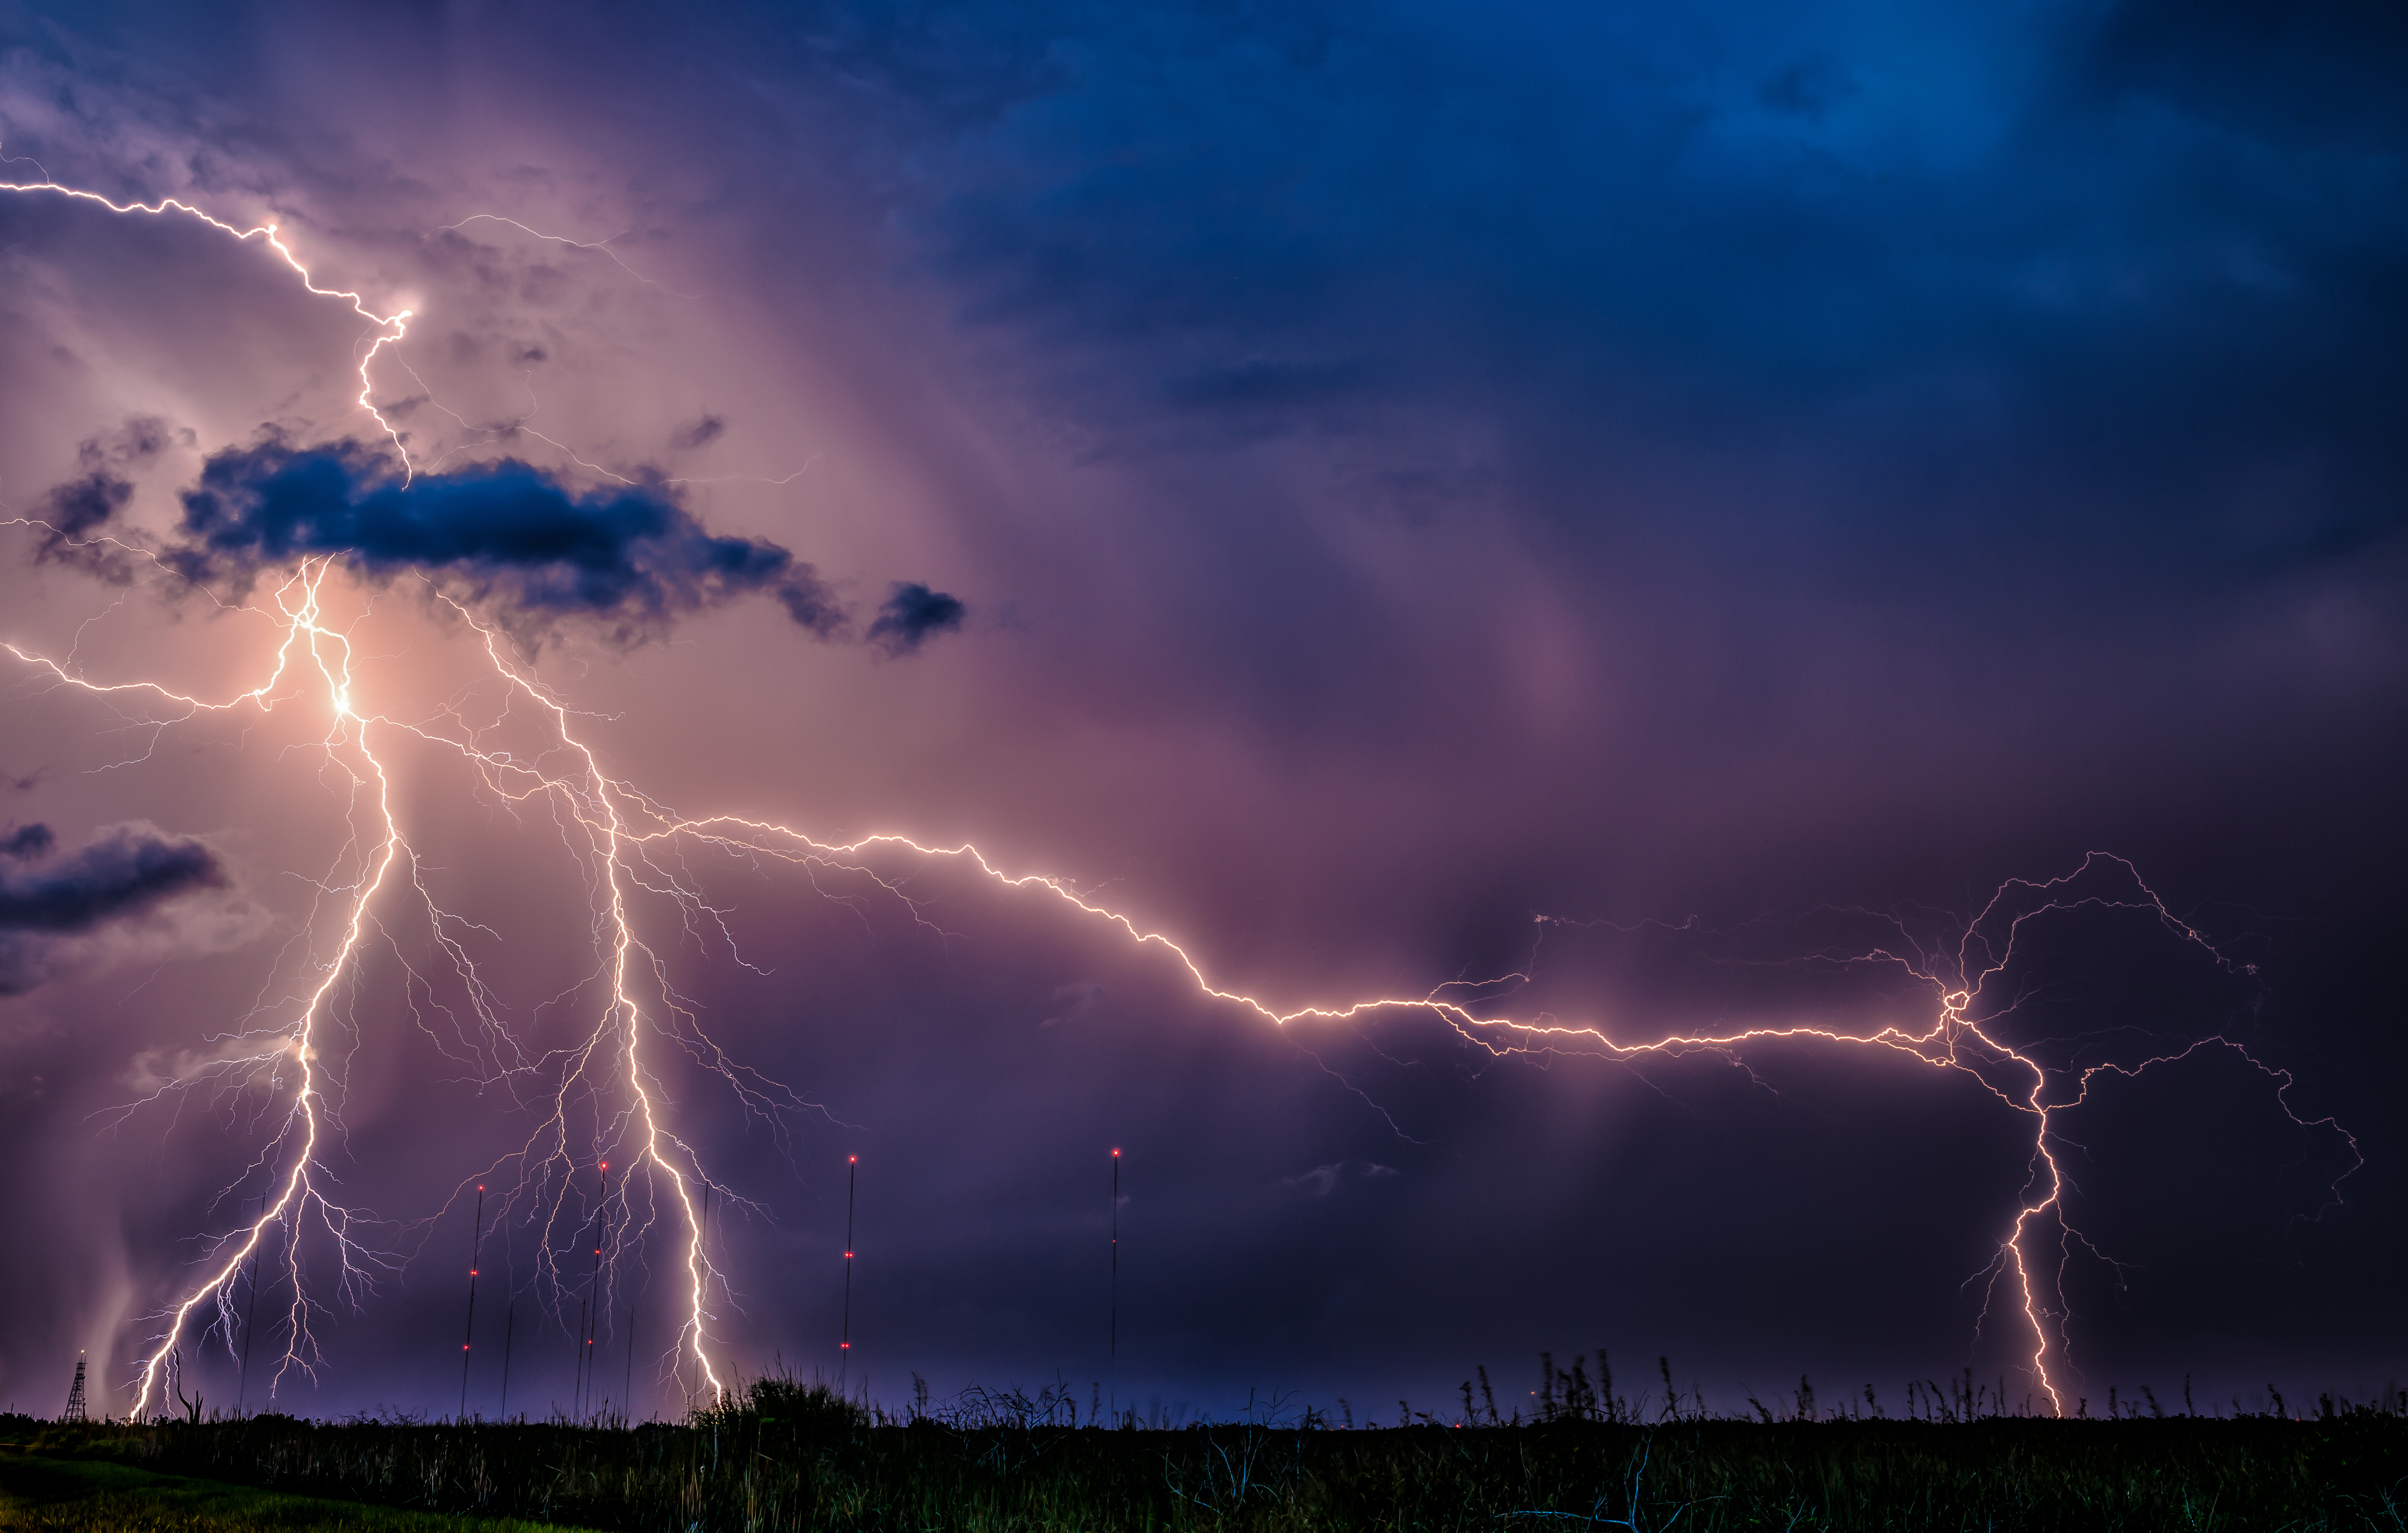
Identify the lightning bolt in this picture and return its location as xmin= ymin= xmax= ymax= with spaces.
xmin=0 ymin=175 xmax=415 ymax=474
xmin=10 ymin=563 xmax=405 ymax=1413
xmin=2 ymin=169 xmax=2360 ymax=1420
xmin=608 ymin=832 xmax=2360 ymax=1415
xmin=9 ymin=555 xmax=754 ymax=1416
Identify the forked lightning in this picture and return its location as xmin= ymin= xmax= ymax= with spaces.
xmin=1 ymin=169 xmax=2358 ymax=1420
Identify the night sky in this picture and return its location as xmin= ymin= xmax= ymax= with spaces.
xmin=0 ymin=0 xmax=2401 ymax=1423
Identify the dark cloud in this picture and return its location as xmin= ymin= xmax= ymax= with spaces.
xmin=1 ymin=824 xmax=57 ymax=860
xmin=0 ymin=825 xmax=225 ymax=933
xmin=92 ymin=417 xmax=183 ymax=465
xmin=0 ymin=824 xmax=228 ymax=993
xmin=42 ymin=471 xmax=131 ymax=540
xmin=831 ymin=0 xmax=2408 ymax=588
xmin=2088 ymin=0 xmax=2408 ymax=143
xmin=25 ymin=416 xmax=184 ymax=582
xmin=866 ymin=580 xmax=966 ymax=655
xmin=670 ymin=414 xmax=727 ymax=451
xmin=775 ymin=579 xmax=847 ymax=639
xmin=168 ymin=437 xmax=846 ymax=642
xmin=26 ymin=431 xmax=954 ymax=652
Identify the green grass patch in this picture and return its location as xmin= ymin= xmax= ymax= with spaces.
xmin=0 ymin=1450 xmax=601 ymax=1533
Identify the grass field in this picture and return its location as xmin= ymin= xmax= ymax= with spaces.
xmin=7 ymin=1378 xmax=2407 ymax=1531
xmin=0 ymin=1449 xmax=604 ymax=1533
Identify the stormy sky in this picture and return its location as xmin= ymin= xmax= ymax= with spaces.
xmin=0 ymin=0 xmax=2400 ymax=1422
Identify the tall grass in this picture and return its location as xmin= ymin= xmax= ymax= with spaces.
xmin=7 ymin=1368 xmax=2407 ymax=1532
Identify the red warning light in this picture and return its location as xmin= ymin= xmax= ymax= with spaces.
xmin=1112 ymin=1148 xmax=1120 ymax=1156
xmin=848 ymin=1155 xmax=857 ymax=1164
xmin=844 ymin=1251 xmax=853 ymax=1259
xmin=477 ymin=1184 xmax=485 ymax=1192
xmin=599 ymin=1161 xmax=609 ymax=1171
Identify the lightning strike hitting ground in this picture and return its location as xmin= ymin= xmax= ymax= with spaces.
xmin=1 ymin=170 xmax=2361 ymax=1420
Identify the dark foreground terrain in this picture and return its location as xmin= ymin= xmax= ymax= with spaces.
xmin=7 ymin=1382 xmax=2407 ymax=1532
xmin=0 ymin=1449 xmax=602 ymax=1533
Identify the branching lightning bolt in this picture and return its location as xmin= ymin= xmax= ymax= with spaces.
xmin=0 ymin=175 xmax=415 ymax=474
xmin=8 ymin=561 xmax=749 ymax=1417
xmin=1 ymin=169 xmax=2360 ymax=1421
xmin=614 ymin=831 xmax=2360 ymax=1414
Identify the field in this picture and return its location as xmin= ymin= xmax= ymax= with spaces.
xmin=6 ymin=1378 xmax=2407 ymax=1532
xmin=0 ymin=1450 xmax=604 ymax=1533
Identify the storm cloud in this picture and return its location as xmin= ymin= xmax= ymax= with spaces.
xmin=0 ymin=824 xmax=228 ymax=993
xmin=27 ymin=416 xmax=184 ymax=582
xmin=41 ymin=470 xmax=131 ymax=542
xmin=867 ymin=581 xmax=967 ymax=656
xmin=669 ymin=414 xmax=727 ymax=452
xmin=0 ymin=0 xmax=2399 ymax=1420
xmin=167 ymin=438 xmax=846 ymax=639
xmin=1 ymin=824 xmax=57 ymax=860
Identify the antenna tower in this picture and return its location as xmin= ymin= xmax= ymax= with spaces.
xmin=460 ymin=1183 xmax=486 ymax=1420
xmin=577 ymin=1163 xmax=607 ymax=1420
xmin=63 ymin=1352 xmax=88 ymax=1423
xmin=1109 ymin=1148 xmax=1120 ymax=1422
xmin=839 ymin=1155 xmax=857 ymax=1387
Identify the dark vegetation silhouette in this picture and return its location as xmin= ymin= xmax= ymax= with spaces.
xmin=7 ymin=1361 xmax=2408 ymax=1531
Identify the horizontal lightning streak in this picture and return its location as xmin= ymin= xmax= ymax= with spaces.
xmin=627 ymin=825 xmax=2362 ymax=1413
